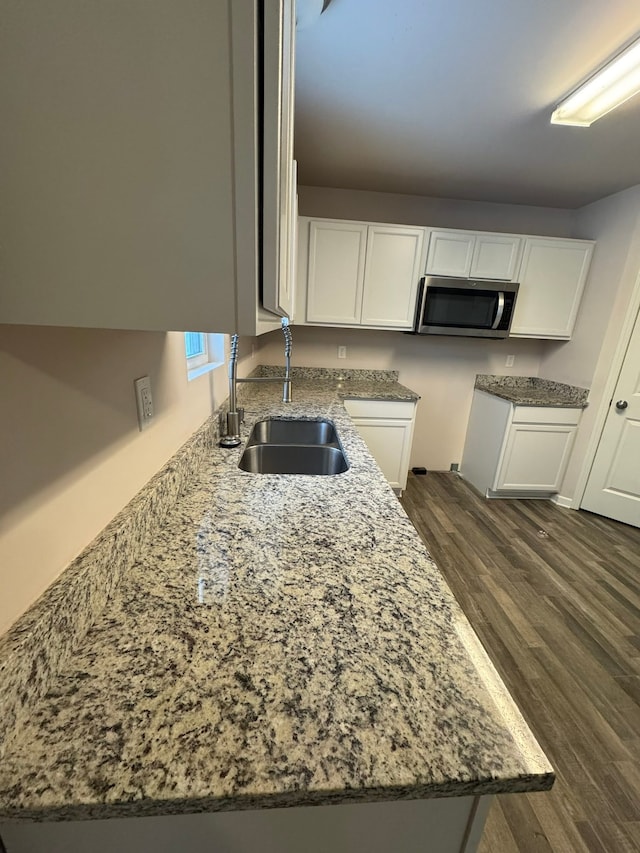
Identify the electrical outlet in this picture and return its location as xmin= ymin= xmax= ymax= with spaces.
xmin=337 ymin=345 xmax=347 ymax=359
xmin=134 ymin=376 xmax=154 ymax=431
xmin=505 ymin=354 xmax=515 ymax=368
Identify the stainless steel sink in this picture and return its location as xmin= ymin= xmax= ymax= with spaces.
xmin=239 ymin=444 xmax=349 ymax=475
xmin=238 ymin=418 xmax=349 ymax=475
xmin=248 ymin=418 xmax=340 ymax=446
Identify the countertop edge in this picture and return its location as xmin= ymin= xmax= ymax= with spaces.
xmin=0 ymin=773 xmax=555 ymax=823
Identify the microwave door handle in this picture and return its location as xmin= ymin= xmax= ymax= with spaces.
xmin=491 ymin=291 xmax=505 ymax=329
xmin=415 ymin=277 xmax=427 ymax=330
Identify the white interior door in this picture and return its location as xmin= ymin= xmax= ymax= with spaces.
xmin=582 ymin=308 xmax=640 ymax=527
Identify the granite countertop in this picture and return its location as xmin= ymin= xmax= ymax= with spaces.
xmin=475 ymin=374 xmax=589 ymax=408
xmin=0 ymin=369 xmax=552 ymax=822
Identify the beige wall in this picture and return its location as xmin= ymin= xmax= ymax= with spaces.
xmin=538 ymin=185 xmax=640 ymax=500
xmin=256 ymin=325 xmax=544 ymax=471
xmin=298 ymin=186 xmax=576 ymax=236
xmin=0 ymin=326 xmax=255 ymax=636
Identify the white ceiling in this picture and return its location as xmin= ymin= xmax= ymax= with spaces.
xmin=294 ymin=0 xmax=640 ymax=208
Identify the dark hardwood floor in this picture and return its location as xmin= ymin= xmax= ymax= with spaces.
xmin=400 ymin=473 xmax=640 ymax=853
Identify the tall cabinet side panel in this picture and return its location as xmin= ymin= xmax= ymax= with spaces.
xmin=461 ymin=391 xmax=512 ymax=495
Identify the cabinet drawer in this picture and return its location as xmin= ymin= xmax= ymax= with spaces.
xmin=343 ymin=399 xmax=416 ymax=420
xmin=512 ymin=406 xmax=582 ymax=426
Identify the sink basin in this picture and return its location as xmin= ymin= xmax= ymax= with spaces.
xmin=248 ymin=418 xmax=340 ymax=446
xmin=239 ymin=444 xmax=349 ymax=475
xmin=238 ymin=418 xmax=349 ymax=475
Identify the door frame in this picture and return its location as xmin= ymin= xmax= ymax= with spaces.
xmin=573 ymin=266 xmax=640 ymax=509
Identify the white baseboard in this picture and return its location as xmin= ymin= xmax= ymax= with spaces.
xmin=550 ymin=494 xmax=574 ymax=509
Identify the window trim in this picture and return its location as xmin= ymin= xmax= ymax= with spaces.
xmin=184 ymin=333 xmax=226 ymax=380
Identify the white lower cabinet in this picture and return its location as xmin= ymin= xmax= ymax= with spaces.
xmin=495 ymin=421 xmax=577 ymax=492
xmin=461 ymin=391 xmax=581 ymax=498
xmin=344 ymin=399 xmax=417 ymax=492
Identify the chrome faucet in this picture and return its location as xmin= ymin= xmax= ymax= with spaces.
xmin=219 ymin=318 xmax=292 ymax=447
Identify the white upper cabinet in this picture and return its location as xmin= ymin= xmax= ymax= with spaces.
xmin=306 ymin=221 xmax=368 ymax=325
xmin=360 ymin=226 xmax=425 ymax=327
xmin=304 ymin=219 xmax=425 ymax=329
xmin=425 ymin=231 xmax=475 ymax=277
xmin=426 ymin=230 xmax=521 ymax=280
xmin=0 ymin=0 xmax=292 ymax=336
xmin=471 ymin=234 xmax=522 ymax=280
xmin=299 ymin=218 xmax=593 ymax=339
xmin=510 ymin=238 xmax=594 ymax=339
xmin=262 ymin=0 xmax=296 ymax=320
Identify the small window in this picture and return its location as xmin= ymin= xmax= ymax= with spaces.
xmin=184 ymin=333 xmax=226 ymax=379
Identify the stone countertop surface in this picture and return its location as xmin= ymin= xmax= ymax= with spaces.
xmin=475 ymin=375 xmax=589 ymax=408
xmin=0 ymin=373 xmax=552 ymax=821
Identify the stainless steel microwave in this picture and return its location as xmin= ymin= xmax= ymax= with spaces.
xmin=412 ymin=276 xmax=519 ymax=339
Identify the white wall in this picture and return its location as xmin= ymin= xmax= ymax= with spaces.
xmin=0 ymin=327 xmax=255 ymax=636
xmin=256 ymin=325 xmax=544 ymax=470
xmin=298 ymin=186 xmax=576 ymax=236
xmin=538 ymin=185 xmax=640 ymax=500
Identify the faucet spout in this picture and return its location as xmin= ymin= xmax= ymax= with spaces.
xmin=219 ymin=335 xmax=242 ymax=447
xmin=219 ymin=319 xmax=293 ymax=448
xmin=282 ymin=318 xmax=292 ymax=403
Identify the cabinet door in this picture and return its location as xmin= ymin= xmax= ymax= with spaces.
xmin=352 ymin=420 xmax=414 ymax=491
xmin=425 ymin=231 xmax=474 ymax=277
xmin=0 ymin=0 xmax=284 ymax=336
xmin=262 ymin=0 xmax=295 ymax=319
xmin=344 ymin=400 xmax=416 ymax=492
xmin=470 ymin=235 xmax=521 ymax=280
xmin=306 ymin=221 xmax=367 ymax=324
xmin=360 ymin=226 xmax=425 ymax=328
xmin=510 ymin=238 xmax=593 ymax=338
xmin=495 ymin=424 xmax=577 ymax=492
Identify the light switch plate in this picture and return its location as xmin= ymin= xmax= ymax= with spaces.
xmin=505 ymin=355 xmax=515 ymax=368
xmin=338 ymin=346 xmax=347 ymax=359
xmin=134 ymin=376 xmax=154 ymax=431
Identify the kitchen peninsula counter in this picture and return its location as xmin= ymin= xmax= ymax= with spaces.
xmin=0 ymin=369 xmax=552 ymax=824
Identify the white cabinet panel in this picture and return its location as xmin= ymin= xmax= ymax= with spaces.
xmin=261 ymin=0 xmax=296 ymax=319
xmin=0 ymin=0 xmax=293 ymax=336
xmin=512 ymin=406 xmax=581 ymax=426
xmin=304 ymin=220 xmax=424 ymax=329
xmin=495 ymin=424 xmax=577 ymax=492
xmin=426 ymin=230 xmax=521 ymax=280
xmin=354 ymin=421 xmax=413 ymax=490
xmin=341 ymin=400 xmax=416 ymax=419
xmin=510 ymin=238 xmax=594 ymax=339
xmin=426 ymin=231 xmax=474 ymax=277
xmin=306 ymin=221 xmax=367 ymax=324
xmin=471 ymin=235 xmax=522 ymax=280
xmin=344 ymin=399 xmax=417 ymax=492
xmin=360 ymin=226 xmax=424 ymax=328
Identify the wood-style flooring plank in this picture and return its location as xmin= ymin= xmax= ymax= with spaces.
xmin=400 ymin=473 xmax=640 ymax=853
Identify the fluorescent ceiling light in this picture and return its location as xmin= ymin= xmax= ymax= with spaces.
xmin=551 ymin=36 xmax=640 ymax=126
